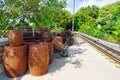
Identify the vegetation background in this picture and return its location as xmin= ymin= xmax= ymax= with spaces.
xmin=0 ymin=0 xmax=120 ymax=43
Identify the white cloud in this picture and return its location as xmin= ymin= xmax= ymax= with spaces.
xmin=79 ymin=0 xmax=96 ymax=8
xmin=78 ymin=0 xmax=118 ymax=9
xmin=65 ymin=0 xmax=74 ymax=13
xmin=66 ymin=0 xmax=119 ymax=14
xmin=65 ymin=7 xmax=72 ymax=13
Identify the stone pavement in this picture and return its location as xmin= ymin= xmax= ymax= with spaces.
xmin=0 ymin=37 xmax=120 ymax=80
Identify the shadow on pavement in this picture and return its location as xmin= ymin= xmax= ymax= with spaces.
xmin=48 ymin=45 xmax=87 ymax=73
xmin=0 ymin=44 xmax=87 ymax=79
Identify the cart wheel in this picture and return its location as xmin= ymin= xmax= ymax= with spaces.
xmin=60 ymin=50 xmax=68 ymax=57
xmin=63 ymin=38 xmax=66 ymax=44
xmin=67 ymin=37 xmax=74 ymax=46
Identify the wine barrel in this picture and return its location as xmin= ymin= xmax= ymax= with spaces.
xmin=23 ymin=41 xmax=37 ymax=53
xmin=8 ymin=30 xmax=23 ymax=46
xmin=3 ymin=45 xmax=27 ymax=78
xmin=45 ymin=42 xmax=54 ymax=64
xmin=29 ymin=43 xmax=49 ymax=76
xmin=53 ymin=39 xmax=64 ymax=51
xmin=23 ymin=41 xmax=37 ymax=46
xmin=34 ymin=28 xmax=43 ymax=38
xmin=21 ymin=27 xmax=33 ymax=42
xmin=42 ymin=28 xmax=51 ymax=41
xmin=57 ymin=32 xmax=64 ymax=38
xmin=52 ymin=36 xmax=63 ymax=43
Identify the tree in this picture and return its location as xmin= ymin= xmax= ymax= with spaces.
xmin=0 ymin=0 xmax=68 ymax=37
xmin=74 ymin=5 xmax=100 ymax=31
xmin=56 ymin=9 xmax=72 ymax=29
xmin=75 ymin=1 xmax=120 ymax=42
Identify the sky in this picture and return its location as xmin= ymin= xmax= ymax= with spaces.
xmin=66 ymin=0 xmax=119 ymax=14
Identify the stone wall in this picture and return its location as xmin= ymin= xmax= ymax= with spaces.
xmin=0 ymin=38 xmax=8 ymax=75
xmin=0 ymin=53 xmax=4 ymax=75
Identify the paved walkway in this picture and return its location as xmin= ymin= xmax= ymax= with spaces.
xmin=0 ymin=37 xmax=120 ymax=80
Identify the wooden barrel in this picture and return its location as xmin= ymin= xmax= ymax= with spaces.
xmin=23 ymin=41 xmax=37 ymax=46
xmin=21 ymin=27 xmax=33 ymax=42
xmin=42 ymin=28 xmax=51 ymax=41
xmin=23 ymin=41 xmax=37 ymax=54
xmin=3 ymin=45 xmax=27 ymax=78
xmin=53 ymin=39 xmax=64 ymax=51
xmin=57 ymin=32 xmax=64 ymax=38
xmin=45 ymin=42 xmax=54 ymax=64
xmin=52 ymin=36 xmax=63 ymax=43
xmin=8 ymin=30 xmax=23 ymax=46
xmin=29 ymin=43 xmax=49 ymax=76
xmin=34 ymin=28 xmax=43 ymax=38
